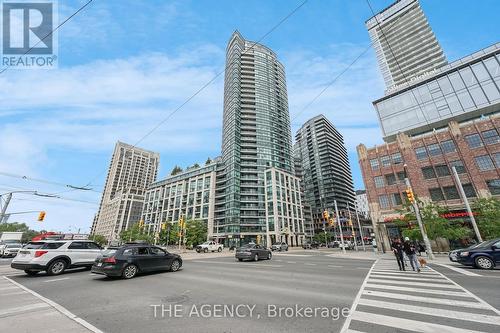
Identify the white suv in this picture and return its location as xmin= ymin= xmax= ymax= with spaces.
xmin=11 ymin=240 xmax=103 ymax=276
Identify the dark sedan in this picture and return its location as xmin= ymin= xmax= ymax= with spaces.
xmin=235 ymin=244 xmax=272 ymax=261
xmin=91 ymin=244 xmax=182 ymax=279
xmin=456 ymin=238 xmax=500 ymax=269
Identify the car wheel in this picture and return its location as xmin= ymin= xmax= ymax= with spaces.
xmin=24 ymin=270 xmax=38 ymax=276
xmin=217 ymin=247 xmax=222 ymax=252
xmin=267 ymin=252 xmax=272 ymax=260
xmin=475 ymin=256 xmax=494 ymax=270
xmin=47 ymin=259 xmax=67 ymax=276
xmin=170 ymin=259 xmax=181 ymax=272
xmin=122 ymin=264 xmax=138 ymax=279
xmin=204 ymin=248 xmax=208 ymax=253
xmin=254 ymin=254 xmax=259 ymax=262
xmin=238 ymin=258 xmax=243 ymax=262
xmin=285 ymin=247 xmax=288 ymax=251
xmin=196 ymin=249 xmax=200 ymax=253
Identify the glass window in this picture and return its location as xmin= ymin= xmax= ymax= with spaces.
xmin=482 ymin=129 xmax=500 ymax=145
xmin=149 ymin=247 xmax=166 ymax=255
xmin=385 ymin=173 xmax=397 ymax=186
xmin=391 ymin=152 xmax=402 ymax=164
xmin=137 ymin=247 xmax=149 ymax=255
xmin=449 ymin=160 xmax=466 ymax=174
xmin=391 ymin=193 xmax=402 ymax=206
xmin=370 ymin=159 xmax=379 ymax=171
xmin=68 ymin=242 xmax=87 ymax=249
xmin=374 ymin=176 xmax=385 ymax=188
xmin=457 ymin=90 xmax=475 ymax=109
xmin=459 ymin=67 xmax=477 ymax=86
xmin=378 ymin=195 xmax=390 ymax=209
xmin=486 ymin=179 xmax=500 ymax=195
xmin=421 ymin=166 xmax=436 ymax=179
xmin=427 ymin=143 xmax=442 ymax=156
xmin=482 ymin=81 xmax=500 ymax=102
xmin=469 ymin=85 xmax=488 ymax=106
xmin=380 ymin=155 xmax=391 ymax=167
xmin=429 ymin=188 xmax=445 ymax=201
xmin=475 ymin=155 xmax=495 ymax=171
xmin=396 ymin=171 xmax=406 ymax=182
xmin=443 ymin=186 xmax=460 ymax=200
xmin=484 ymin=57 xmax=500 ymax=78
xmin=437 ymin=77 xmax=454 ymax=95
xmin=462 ymin=184 xmax=476 ymax=198
xmin=448 ymin=72 xmax=465 ymax=91
xmin=493 ymin=153 xmax=500 ymax=168
xmin=465 ymin=134 xmax=483 ymax=148
xmin=415 ymin=147 xmax=428 ymax=160
xmin=471 ymin=63 xmax=490 ymax=82
xmin=435 ymin=165 xmax=451 ymax=177
xmin=440 ymin=140 xmax=456 ymax=153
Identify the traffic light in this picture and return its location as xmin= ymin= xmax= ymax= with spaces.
xmin=405 ymin=188 xmax=415 ymax=203
xmin=328 ymin=217 xmax=335 ymax=226
xmin=179 ymin=217 xmax=184 ymax=228
xmin=37 ymin=211 xmax=46 ymax=222
xmin=322 ymin=210 xmax=329 ymax=220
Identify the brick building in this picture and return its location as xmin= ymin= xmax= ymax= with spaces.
xmin=358 ymin=116 xmax=500 ymax=250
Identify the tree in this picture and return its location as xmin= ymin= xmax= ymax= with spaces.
xmin=205 ymin=157 xmax=212 ymax=165
xmin=184 ymin=220 xmax=207 ymax=247
xmin=119 ymin=223 xmax=153 ymax=244
xmin=472 ymin=197 xmax=500 ymax=240
xmin=0 ymin=222 xmax=39 ymax=243
xmin=89 ymin=234 xmax=107 ymax=246
xmin=170 ymin=166 xmax=183 ymax=176
xmin=193 ymin=163 xmax=200 ymax=169
xmin=394 ymin=201 xmax=471 ymax=241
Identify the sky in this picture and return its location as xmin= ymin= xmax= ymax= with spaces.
xmin=1 ymin=0 xmax=499 ymax=233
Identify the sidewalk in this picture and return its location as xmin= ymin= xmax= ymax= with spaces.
xmin=0 ymin=276 xmax=102 ymax=333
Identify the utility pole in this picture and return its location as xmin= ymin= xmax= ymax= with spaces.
xmin=403 ymin=164 xmax=434 ymax=260
xmin=334 ymin=200 xmax=346 ymax=254
xmin=0 ymin=193 xmax=12 ymax=223
xmin=452 ymin=166 xmax=482 ymax=243
xmin=347 ymin=208 xmax=358 ymax=251
xmin=354 ymin=206 xmax=366 ymax=251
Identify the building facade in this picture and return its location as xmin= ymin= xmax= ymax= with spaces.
xmin=374 ymin=43 xmax=500 ymax=141
xmin=358 ymin=116 xmax=500 ymax=250
xmin=214 ymin=31 xmax=297 ymax=245
xmin=142 ymin=161 xmax=217 ymax=240
xmin=294 ymin=115 xmax=355 ymax=231
xmin=92 ymin=142 xmax=159 ymax=243
xmin=366 ymin=0 xmax=447 ymax=92
xmin=355 ymin=190 xmax=370 ymax=219
xmin=264 ymin=168 xmax=306 ymax=246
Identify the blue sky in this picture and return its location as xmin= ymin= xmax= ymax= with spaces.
xmin=1 ymin=0 xmax=499 ymax=233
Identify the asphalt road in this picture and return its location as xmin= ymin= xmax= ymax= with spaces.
xmin=8 ymin=251 xmax=374 ymax=333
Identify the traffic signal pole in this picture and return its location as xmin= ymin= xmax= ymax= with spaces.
xmin=334 ymin=200 xmax=347 ymax=254
xmin=0 ymin=193 xmax=12 ymax=223
xmin=403 ymin=166 xmax=434 ymax=260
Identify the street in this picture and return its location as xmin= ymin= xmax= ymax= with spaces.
xmin=1 ymin=250 xmax=500 ymax=333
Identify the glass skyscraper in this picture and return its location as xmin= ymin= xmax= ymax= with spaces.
xmin=215 ymin=31 xmax=293 ymax=244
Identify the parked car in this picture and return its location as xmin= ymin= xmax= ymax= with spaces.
xmin=1 ymin=243 xmax=22 ymax=257
xmin=11 ymin=240 xmax=103 ymax=276
xmin=449 ymin=249 xmax=462 ymax=262
xmin=339 ymin=241 xmax=355 ymax=250
xmin=235 ymin=244 xmax=272 ymax=261
xmin=456 ymin=238 xmax=500 ymax=269
xmin=195 ymin=241 xmax=223 ymax=253
xmin=302 ymin=242 xmax=319 ymax=249
xmin=91 ymin=244 xmax=182 ymax=279
xmin=327 ymin=241 xmax=339 ymax=248
xmin=271 ymin=242 xmax=288 ymax=252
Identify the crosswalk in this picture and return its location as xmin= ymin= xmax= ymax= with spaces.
xmin=0 ymin=263 xmax=18 ymax=276
xmin=342 ymin=259 xmax=500 ymax=333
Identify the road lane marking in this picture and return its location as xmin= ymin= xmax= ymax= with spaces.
xmin=368 ymin=278 xmax=461 ymax=289
xmin=340 ymin=258 xmax=379 ymax=333
xmin=191 ymin=260 xmax=283 ymax=268
xmin=3 ymin=276 xmax=104 ymax=333
xmin=351 ymin=311 xmax=488 ymax=333
xmin=364 ymin=283 xmax=470 ymax=297
xmin=0 ymin=302 xmax=50 ymax=317
xmin=327 ymin=265 xmax=343 ymax=268
xmin=43 ymin=277 xmax=70 ymax=283
xmin=358 ymin=298 xmax=500 ymax=326
xmin=433 ymin=263 xmax=482 ymax=277
xmin=362 ymin=290 xmax=488 ymax=309
xmin=370 ymin=270 xmax=440 ymax=276
xmin=274 ymin=254 xmax=313 ymax=257
xmin=286 ymin=261 xmax=296 ymax=264
xmin=304 ymin=263 xmax=316 ymax=266
xmin=369 ymin=274 xmax=448 ymax=282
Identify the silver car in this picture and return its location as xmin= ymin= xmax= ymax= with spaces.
xmin=1 ymin=243 xmax=22 ymax=257
xmin=271 ymin=242 xmax=288 ymax=252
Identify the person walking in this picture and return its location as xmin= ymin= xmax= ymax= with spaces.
xmin=403 ymin=237 xmax=421 ymax=272
xmin=391 ymin=238 xmax=405 ymax=271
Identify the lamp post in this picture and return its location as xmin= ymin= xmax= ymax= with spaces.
xmin=403 ymin=164 xmax=434 ymax=260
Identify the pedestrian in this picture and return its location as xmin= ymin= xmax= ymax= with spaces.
xmin=403 ymin=237 xmax=421 ymax=272
xmin=391 ymin=238 xmax=405 ymax=271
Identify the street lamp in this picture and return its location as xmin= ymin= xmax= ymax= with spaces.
xmin=403 ymin=164 xmax=434 ymax=260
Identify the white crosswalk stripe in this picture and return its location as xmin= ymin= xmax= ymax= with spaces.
xmin=342 ymin=259 xmax=500 ymax=333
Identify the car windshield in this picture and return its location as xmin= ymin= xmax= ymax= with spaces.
xmin=241 ymin=244 xmax=255 ymax=249
xmin=6 ymin=244 xmax=21 ymax=248
xmin=102 ymin=249 xmax=117 ymax=256
xmin=470 ymin=239 xmax=497 ymax=249
xmin=23 ymin=242 xmax=46 ymax=249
